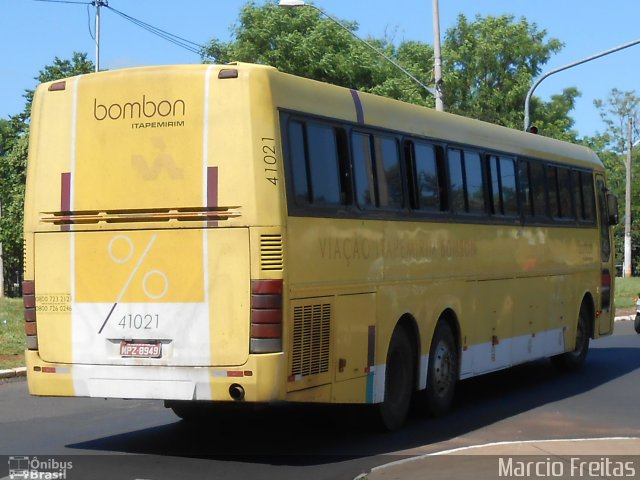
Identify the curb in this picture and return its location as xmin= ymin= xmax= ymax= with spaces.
xmin=0 ymin=367 xmax=27 ymax=379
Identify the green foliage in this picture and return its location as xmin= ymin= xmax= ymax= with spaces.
xmin=442 ymin=13 xmax=572 ymax=134
xmin=203 ymin=4 xmax=579 ymax=139
xmin=0 ymin=136 xmax=28 ymax=293
xmin=0 ymin=298 xmax=24 ymax=353
xmin=0 ymin=53 xmax=94 ymax=296
xmin=589 ymin=89 xmax=640 ymax=275
xmin=614 ymin=276 xmax=640 ymax=310
xmin=202 ymin=1 xmax=435 ymax=105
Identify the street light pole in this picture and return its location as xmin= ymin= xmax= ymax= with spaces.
xmin=524 ymin=37 xmax=640 ymax=131
xmin=278 ymin=0 xmax=436 ymax=97
xmin=432 ymin=0 xmax=444 ymax=111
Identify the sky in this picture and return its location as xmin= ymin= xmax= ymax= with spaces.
xmin=2 ymin=0 xmax=640 ymax=137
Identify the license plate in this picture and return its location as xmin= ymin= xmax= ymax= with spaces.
xmin=120 ymin=342 xmax=161 ymax=358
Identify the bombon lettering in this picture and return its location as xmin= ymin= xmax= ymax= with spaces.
xmin=93 ymin=96 xmax=186 ymax=121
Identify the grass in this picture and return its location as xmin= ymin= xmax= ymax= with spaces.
xmin=0 ymin=277 xmax=637 ymax=370
xmin=614 ymin=276 xmax=640 ymax=310
xmin=0 ymin=297 xmax=25 ymax=370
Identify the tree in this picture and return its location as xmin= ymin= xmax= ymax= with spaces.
xmin=442 ymin=13 xmax=579 ymax=138
xmin=0 ymin=52 xmax=94 ymax=296
xmin=202 ymin=1 xmax=435 ymax=106
xmin=592 ymin=89 xmax=640 ymax=277
xmin=203 ymin=4 xmax=579 ymax=139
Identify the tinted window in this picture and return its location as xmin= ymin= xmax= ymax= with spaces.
xmin=465 ymin=151 xmax=485 ymax=213
xmin=572 ymin=170 xmax=584 ymax=220
xmin=581 ymin=171 xmax=596 ymax=221
xmin=597 ymin=178 xmax=611 ymax=260
xmin=307 ymin=123 xmax=341 ymax=205
xmin=411 ymin=142 xmax=443 ymax=211
xmin=490 ymin=155 xmax=517 ymax=217
xmin=353 ymin=132 xmax=375 ymax=208
xmin=547 ymin=166 xmax=560 ymax=218
xmin=518 ymin=160 xmax=534 ymax=217
xmin=530 ymin=161 xmax=547 ymax=218
xmin=448 ymin=149 xmax=465 ymax=212
xmin=556 ymin=167 xmax=573 ymax=219
xmin=374 ymin=136 xmax=403 ymax=208
xmin=289 ymin=120 xmax=310 ymax=204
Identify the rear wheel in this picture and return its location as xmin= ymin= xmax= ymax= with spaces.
xmin=422 ymin=321 xmax=458 ymax=416
xmin=551 ymin=305 xmax=590 ymax=370
xmin=376 ymin=327 xmax=415 ymax=431
xmin=634 ymin=314 xmax=640 ymax=334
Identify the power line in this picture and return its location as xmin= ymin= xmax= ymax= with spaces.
xmin=32 ymin=0 xmax=213 ymax=60
xmin=104 ymin=5 xmax=209 ymax=57
xmin=33 ymin=0 xmax=92 ymax=4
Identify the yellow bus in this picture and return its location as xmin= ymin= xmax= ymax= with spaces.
xmin=23 ymin=63 xmax=618 ymax=430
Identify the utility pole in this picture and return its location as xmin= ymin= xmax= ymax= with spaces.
xmin=94 ymin=0 xmax=108 ymax=72
xmin=432 ymin=0 xmax=444 ymax=111
xmin=624 ymin=117 xmax=633 ymax=278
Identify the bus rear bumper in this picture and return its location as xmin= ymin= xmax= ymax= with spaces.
xmin=25 ymin=350 xmax=286 ymax=402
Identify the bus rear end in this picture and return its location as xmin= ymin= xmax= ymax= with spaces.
xmin=23 ymin=64 xmax=286 ymax=404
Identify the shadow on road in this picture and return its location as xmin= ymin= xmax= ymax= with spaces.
xmin=67 ymin=343 xmax=640 ymax=466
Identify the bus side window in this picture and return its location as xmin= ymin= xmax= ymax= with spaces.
xmin=447 ymin=148 xmax=466 ymax=213
xmin=287 ymin=119 xmax=348 ymax=208
xmin=529 ymin=161 xmax=547 ymax=219
xmin=556 ymin=166 xmax=574 ymax=219
xmin=596 ymin=178 xmax=612 ymax=261
xmin=353 ymin=132 xmax=376 ymax=208
xmin=335 ymin=128 xmax=352 ymax=205
xmin=572 ymin=170 xmax=584 ymax=220
xmin=373 ymin=135 xmax=403 ymax=209
xmin=581 ymin=171 xmax=597 ymax=222
xmin=288 ymin=120 xmax=311 ymax=205
xmin=306 ymin=123 xmax=343 ymax=206
xmin=406 ymin=140 xmax=445 ymax=212
xmin=463 ymin=150 xmax=485 ymax=214
xmin=489 ymin=155 xmax=517 ymax=217
xmin=547 ymin=165 xmax=560 ymax=218
xmin=518 ymin=159 xmax=534 ymax=218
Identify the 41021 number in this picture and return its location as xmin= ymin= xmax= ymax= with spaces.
xmin=118 ymin=314 xmax=159 ymax=330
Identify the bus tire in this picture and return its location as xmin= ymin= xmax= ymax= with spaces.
xmin=634 ymin=314 xmax=640 ymax=334
xmin=376 ymin=327 xmax=414 ymax=431
xmin=422 ymin=321 xmax=458 ymax=417
xmin=551 ymin=305 xmax=590 ymax=370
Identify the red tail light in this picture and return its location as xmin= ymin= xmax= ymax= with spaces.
xmin=22 ymin=280 xmax=38 ymax=350
xmin=250 ymin=279 xmax=283 ymax=353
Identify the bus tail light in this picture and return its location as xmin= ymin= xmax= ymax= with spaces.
xmin=22 ymin=280 xmax=38 ymax=350
xmin=250 ymin=279 xmax=283 ymax=354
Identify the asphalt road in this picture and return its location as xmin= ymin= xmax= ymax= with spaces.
xmin=1 ymin=320 xmax=638 ymax=480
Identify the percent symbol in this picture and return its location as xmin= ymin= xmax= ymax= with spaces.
xmin=97 ymin=234 xmax=168 ymax=334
